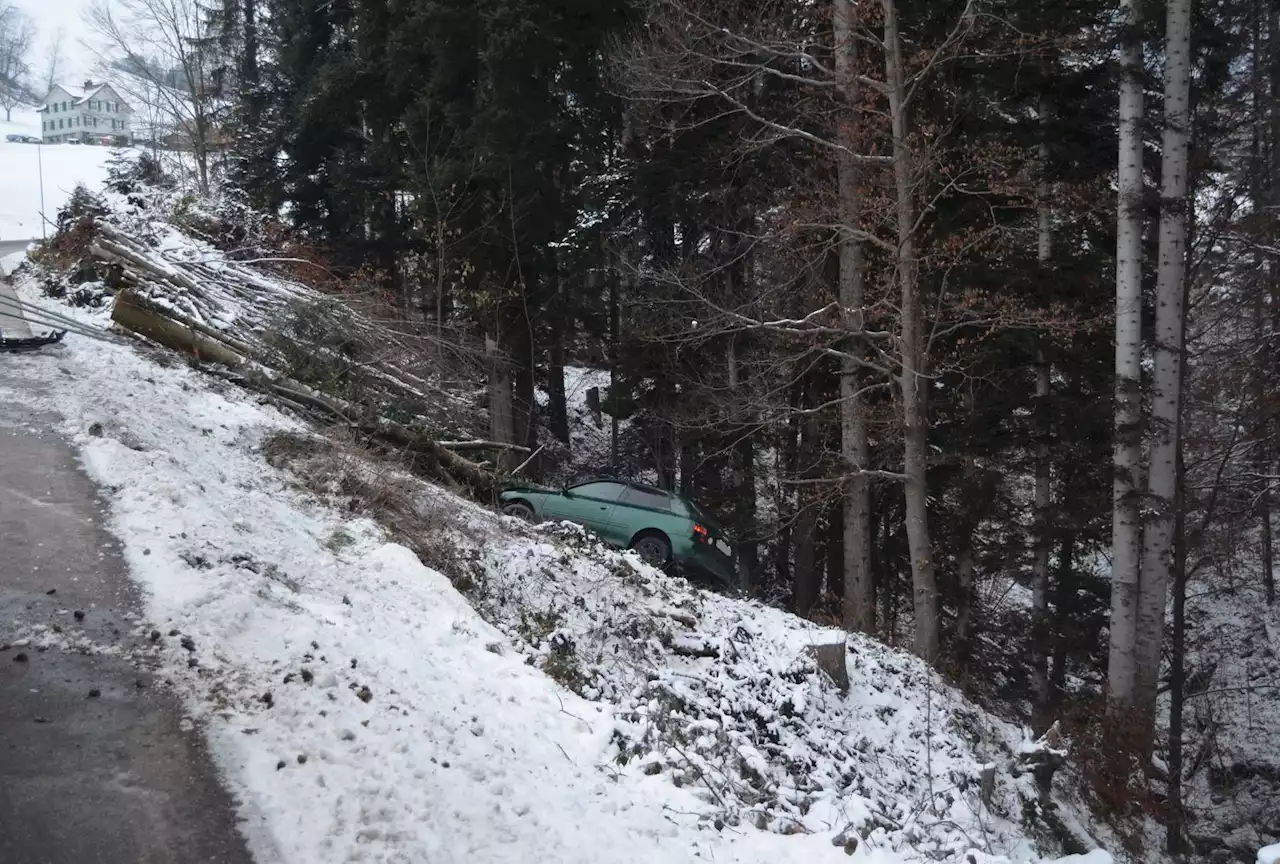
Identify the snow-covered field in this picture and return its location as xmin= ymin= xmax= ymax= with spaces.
xmin=0 ymin=109 xmax=121 ymax=240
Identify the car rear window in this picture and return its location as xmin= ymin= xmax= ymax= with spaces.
xmin=620 ymin=486 xmax=672 ymax=511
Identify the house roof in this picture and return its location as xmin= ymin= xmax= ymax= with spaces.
xmin=37 ymin=83 xmax=125 ymax=112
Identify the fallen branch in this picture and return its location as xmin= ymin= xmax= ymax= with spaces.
xmin=110 ymin=291 xmax=502 ymax=499
xmin=438 ymin=440 xmax=532 ymax=453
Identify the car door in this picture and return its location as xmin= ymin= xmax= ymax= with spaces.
xmin=546 ymin=481 xmax=626 ymax=539
xmin=612 ymin=485 xmax=674 ymax=547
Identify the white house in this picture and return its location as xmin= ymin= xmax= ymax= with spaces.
xmin=38 ymin=81 xmax=134 ymax=144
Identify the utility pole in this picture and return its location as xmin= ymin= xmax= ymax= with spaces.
xmin=38 ymin=142 xmax=46 ymax=240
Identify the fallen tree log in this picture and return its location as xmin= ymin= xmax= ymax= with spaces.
xmin=112 ymin=290 xmax=250 ymax=368
xmin=438 ymin=440 xmax=531 ymax=454
xmin=111 ymin=292 xmax=502 ymax=499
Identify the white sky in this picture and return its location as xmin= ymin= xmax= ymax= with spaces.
xmin=14 ymin=0 xmax=100 ymax=93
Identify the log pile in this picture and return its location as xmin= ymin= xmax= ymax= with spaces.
xmin=91 ymin=223 xmax=311 ymax=355
xmin=95 ymin=227 xmax=517 ymax=500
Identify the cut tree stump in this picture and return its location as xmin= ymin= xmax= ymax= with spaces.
xmin=979 ymin=763 xmax=997 ymax=806
xmin=806 ymin=640 xmax=849 ymax=693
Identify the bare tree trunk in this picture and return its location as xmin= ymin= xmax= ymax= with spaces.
xmin=1032 ymin=104 xmax=1053 ymax=720
xmin=883 ymin=0 xmax=938 ymax=663
xmin=1107 ymin=0 xmax=1146 ymax=712
xmin=1134 ymin=0 xmax=1192 ymax=733
xmin=1166 ymin=450 xmax=1188 ymax=853
xmin=1264 ymin=492 xmax=1277 ymax=605
xmin=955 ymin=543 xmax=975 ymax=651
xmin=835 ymin=0 xmax=874 ymax=635
xmin=609 ymin=263 xmax=621 ymax=472
xmin=794 ymin=378 xmax=822 ymax=617
xmin=549 ymin=333 xmax=569 ymax=444
xmin=955 ymin=386 xmax=979 ymax=661
xmin=1050 ymin=531 xmax=1075 ymax=699
xmin=729 ymin=337 xmax=758 ymax=591
xmin=486 ymin=334 xmax=515 ymax=469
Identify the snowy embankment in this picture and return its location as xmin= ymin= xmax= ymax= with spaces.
xmin=2 ymin=281 xmax=1117 ymax=864
xmin=1 ymin=175 xmax=1124 ymax=862
xmin=1 ymin=291 xmax=841 ymax=864
xmin=1172 ymin=573 xmax=1280 ymax=857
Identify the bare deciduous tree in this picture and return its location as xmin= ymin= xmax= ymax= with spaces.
xmin=41 ymin=27 xmax=64 ymax=96
xmin=87 ymin=0 xmax=224 ymax=192
xmin=619 ymin=0 xmax=997 ymax=662
xmin=0 ymin=3 xmax=34 ymax=121
xmin=1106 ymin=0 xmax=1146 ymax=718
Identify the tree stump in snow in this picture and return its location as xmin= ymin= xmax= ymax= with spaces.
xmin=979 ymin=763 xmax=997 ymax=806
xmin=806 ymin=640 xmax=849 ymax=693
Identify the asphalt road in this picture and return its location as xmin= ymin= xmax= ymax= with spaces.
xmin=0 ymin=363 xmax=255 ymax=861
xmin=0 ymin=239 xmax=33 ymax=258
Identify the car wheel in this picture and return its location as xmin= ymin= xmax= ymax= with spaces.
xmin=630 ymin=532 xmax=671 ymax=568
xmin=502 ymin=501 xmax=535 ymax=521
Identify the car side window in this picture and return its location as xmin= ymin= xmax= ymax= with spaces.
xmin=570 ymin=482 xmax=625 ymax=502
xmin=620 ymin=487 xmax=672 ymax=511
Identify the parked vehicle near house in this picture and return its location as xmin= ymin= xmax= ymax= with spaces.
xmin=499 ymin=478 xmax=737 ymax=588
xmin=4 ymin=134 xmax=40 ymax=143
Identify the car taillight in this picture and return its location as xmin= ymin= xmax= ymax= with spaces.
xmin=692 ymin=523 xmax=709 ymax=542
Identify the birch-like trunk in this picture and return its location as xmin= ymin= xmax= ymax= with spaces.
xmin=884 ymin=0 xmax=938 ymax=663
xmin=1106 ymin=0 xmax=1146 ymax=710
xmin=1133 ymin=0 xmax=1192 ymax=726
xmin=1031 ymin=108 xmax=1053 ymax=719
xmin=835 ymin=0 xmax=874 ymax=634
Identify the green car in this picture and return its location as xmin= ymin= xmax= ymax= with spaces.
xmin=500 ymin=478 xmax=737 ymax=587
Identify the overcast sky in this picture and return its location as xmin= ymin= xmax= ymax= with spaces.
xmin=16 ymin=0 xmax=99 ymax=93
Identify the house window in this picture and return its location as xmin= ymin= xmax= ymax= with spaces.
xmin=61 ymin=100 xmax=67 ymax=111
xmin=58 ymin=118 xmax=63 ymax=129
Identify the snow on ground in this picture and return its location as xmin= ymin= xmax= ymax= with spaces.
xmin=1260 ymin=842 xmax=1280 ymax=864
xmin=0 ymin=289 xmax=879 ymax=864
xmin=0 ymin=271 xmax=1127 ymax=863
xmin=0 ymin=108 xmax=122 ymax=240
xmin=1168 ymin=570 xmax=1280 ymax=856
xmin=3 ymin=164 xmax=1134 ymax=860
xmin=0 ymin=170 xmax=1135 ymax=864
xmin=563 ymin=365 xmax=614 ymax=472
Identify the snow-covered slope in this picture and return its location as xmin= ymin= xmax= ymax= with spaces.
xmin=1171 ymin=573 xmax=1280 ymax=858
xmin=0 ymin=164 xmax=1141 ymax=862
xmin=0 ymin=109 xmax=122 ymax=240
xmin=0 ymin=268 xmax=1123 ymax=864
xmin=0 ymin=290 xmax=835 ymax=864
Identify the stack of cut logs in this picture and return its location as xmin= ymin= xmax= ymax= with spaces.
xmin=90 ymin=224 xmax=526 ymax=498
